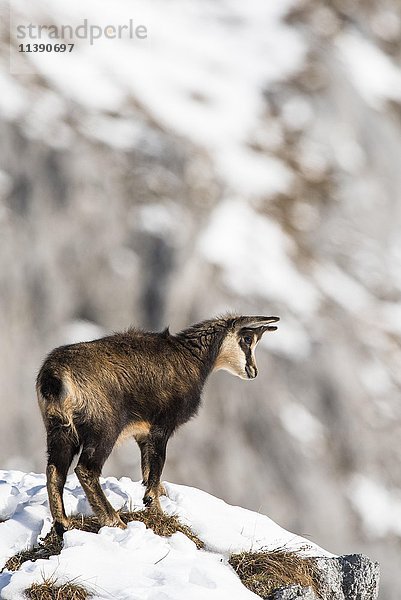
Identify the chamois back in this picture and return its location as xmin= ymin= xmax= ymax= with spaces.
xmin=37 ymin=314 xmax=279 ymax=531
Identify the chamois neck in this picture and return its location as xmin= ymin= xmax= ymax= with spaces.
xmin=174 ymin=318 xmax=231 ymax=378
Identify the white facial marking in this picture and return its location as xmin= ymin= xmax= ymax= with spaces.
xmin=214 ymin=332 xmax=250 ymax=379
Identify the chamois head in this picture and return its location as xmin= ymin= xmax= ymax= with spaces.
xmin=214 ymin=316 xmax=279 ymax=380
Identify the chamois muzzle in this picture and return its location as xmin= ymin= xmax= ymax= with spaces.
xmin=245 ymin=364 xmax=258 ymax=379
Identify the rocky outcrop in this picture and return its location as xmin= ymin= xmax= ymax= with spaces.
xmin=271 ymin=554 xmax=380 ymax=600
xmin=0 ymin=472 xmax=380 ymax=600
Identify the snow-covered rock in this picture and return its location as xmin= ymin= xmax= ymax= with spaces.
xmin=0 ymin=471 xmax=379 ymax=600
xmin=1 ymin=0 xmax=397 ymax=594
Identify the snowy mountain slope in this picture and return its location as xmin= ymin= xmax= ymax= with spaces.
xmin=0 ymin=471 xmax=379 ymax=600
xmin=0 ymin=0 xmax=400 ymax=597
xmin=6 ymin=0 xmax=304 ymax=197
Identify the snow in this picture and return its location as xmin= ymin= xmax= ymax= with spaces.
xmin=348 ymin=473 xmax=401 ymax=538
xmin=314 ymin=262 xmax=373 ymax=313
xmin=0 ymin=71 xmax=28 ymax=121
xmin=198 ymin=199 xmax=320 ymax=314
xmin=59 ymin=320 xmax=105 ymax=345
xmin=336 ymin=29 xmax=401 ymax=109
xmin=359 ymin=360 xmax=393 ymax=396
xmin=32 ymin=45 xmax=126 ymax=112
xmin=281 ymin=96 xmax=314 ymax=132
xmin=262 ymin=318 xmax=312 ymax=361
xmin=380 ymin=302 xmax=401 ymax=337
xmin=8 ymin=0 xmax=305 ymax=197
xmin=217 ymin=150 xmax=293 ymax=198
xmin=0 ymin=470 xmax=333 ymax=599
xmin=136 ymin=203 xmax=183 ymax=239
xmin=279 ymin=402 xmax=325 ymax=447
xmin=80 ymin=115 xmax=143 ymax=150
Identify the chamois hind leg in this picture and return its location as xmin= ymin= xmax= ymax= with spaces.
xmin=75 ymin=435 xmax=126 ymax=529
xmin=46 ymin=423 xmax=80 ymax=535
xmin=135 ymin=434 xmax=166 ymax=497
xmin=143 ymin=428 xmax=169 ymax=511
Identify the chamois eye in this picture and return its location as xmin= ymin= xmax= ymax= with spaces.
xmin=243 ymin=336 xmax=252 ymax=345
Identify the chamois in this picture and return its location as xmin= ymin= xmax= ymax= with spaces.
xmin=37 ymin=314 xmax=279 ymax=532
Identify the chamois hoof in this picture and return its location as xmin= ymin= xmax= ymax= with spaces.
xmin=143 ymin=494 xmax=162 ymax=512
xmin=143 ymin=494 xmax=153 ymax=507
xmin=115 ymin=518 xmax=127 ymax=529
xmin=100 ymin=514 xmax=127 ymax=529
xmin=143 ymin=483 xmax=166 ymax=496
xmin=54 ymin=520 xmax=69 ymax=537
xmin=158 ymin=483 xmax=167 ymax=496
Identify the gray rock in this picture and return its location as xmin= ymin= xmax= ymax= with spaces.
xmin=268 ymin=585 xmax=319 ymax=600
xmin=338 ymin=555 xmax=380 ymax=600
xmin=268 ymin=554 xmax=379 ymax=600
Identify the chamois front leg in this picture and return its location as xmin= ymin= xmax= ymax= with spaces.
xmin=136 ymin=433 xmax=166 ymax=496
xmin=136 ymin=436 xmax=150 ymax=487
xmin=143 ymin=428 xmax=169 ymax=511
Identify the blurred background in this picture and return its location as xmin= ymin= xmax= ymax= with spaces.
xmin=1 ymin=0 xmax=401 ymax=597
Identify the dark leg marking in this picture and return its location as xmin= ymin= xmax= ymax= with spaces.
xmin=137 ymin=437 xmax=150 ymax=486
xmin=46 ymin=424 xmax=79 ymax=533
xmin=143 ymin=428 xmax=169 ymax=511
xmin=75 ymin=436 xmax=125 ymax=528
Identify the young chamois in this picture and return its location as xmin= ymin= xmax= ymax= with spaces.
xmin=37 ymin=314 xmax=279 ymax=532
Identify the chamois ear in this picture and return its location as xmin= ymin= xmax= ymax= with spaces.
xmin=233 ymin=316 xmax=280 ymax=334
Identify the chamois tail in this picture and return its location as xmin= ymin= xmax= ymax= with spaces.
xmin=36 ymin=367 xmax=79 ymax=444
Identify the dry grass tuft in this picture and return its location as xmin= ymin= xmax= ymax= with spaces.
xmin=229 ymin=548 xmax=322 ymax=598
xmin=62 ymin=510 xmax=204 ymax=548
xmin=3 ymin=509 xmax=203 ymax=572
xmin=121 ymin=509 xmax=204 ymax=549
xmin=25 ymin=578 xmax=89 ymax=600
xmin=4 ymin=528 xmax=63 ymax=572
xmin=58 ymin=510 xmax=204 ymax=548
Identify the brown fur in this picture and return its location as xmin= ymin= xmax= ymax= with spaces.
xmin=37 ymin=315 xmax=279 ymax=532
xmin=117 ymin=421 xmax=151 ymax=445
